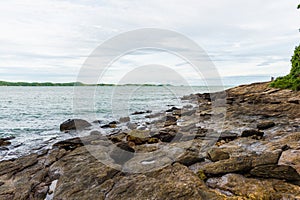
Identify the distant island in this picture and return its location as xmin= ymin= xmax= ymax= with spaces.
xmin=0 ymin=80 xmax=173 ymax=87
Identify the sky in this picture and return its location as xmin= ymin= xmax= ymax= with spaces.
xmin=0 ymin=0 xmax=299 ymax=85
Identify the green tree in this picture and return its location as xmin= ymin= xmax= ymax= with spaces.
xmin=270 ymin=45 xmax=300 ymax=90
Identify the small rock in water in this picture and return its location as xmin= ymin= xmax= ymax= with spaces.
xmin=0 ymin=139 xmax=11 ymax=146
xmin=60 ymin=119 xmax=91 ymax=131
xmin=101 ymin=121 xmax=118 ymax=129
xmin=131 ymin=110 xmax=152 ymax=115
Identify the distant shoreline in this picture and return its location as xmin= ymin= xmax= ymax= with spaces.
xmin=0 ymin=81 xmax=174 ymax=87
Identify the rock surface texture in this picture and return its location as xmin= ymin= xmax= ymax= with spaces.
xmin=0 ymin=82 xmax=300 ymax=199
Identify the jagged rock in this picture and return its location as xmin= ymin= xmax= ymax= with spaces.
xmin=241 ymin=129 xmax=264 ymax=138
xmin=207 ymin=148 xmax=230 ymax=162
xmin=278 ymin=149 xmax=300 ymax=174
xmin=250 ymin=164 xmax=300 ymax=181
xmin=257 ymin=121 xmax=275 ymax=130
xmin=60 ymin=119 xmax=91 ymax=131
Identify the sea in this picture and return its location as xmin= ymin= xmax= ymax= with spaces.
xmin=0 ymin=85 xmax=229 ymax=160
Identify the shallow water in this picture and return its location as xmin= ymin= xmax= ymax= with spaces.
xmin=0 ymin=85 xmax=227 ymax=160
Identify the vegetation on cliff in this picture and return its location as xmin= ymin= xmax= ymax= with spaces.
xmin=270 ymin=45 xmax=300 ymax=91
xmin=270 ymin=4 xmax=300 ymax=91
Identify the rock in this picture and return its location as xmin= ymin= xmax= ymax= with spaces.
xmin=176 ymin=151 xmax=205 ymax=166
xmin=278 ymin=149 xmax=300 ymax=174
xmin=288 ymin=97 xmax=300 ymax=104
xmin=0 ymin=147 xmax=9 ymax=151
xmin=181 ymin=109 xmax=196 ymax=116
xmin=101 ymin=121 xmax=118 ymax=128
xmin=131 ymin=110 xmax=152 ymax=115
xmin=110 ymin=142 xmax=135 ymax=165
xmin=0 ymin=139 xmax=11 ymax=146
xmin=164 ymin=115 xmax=177 ymax=127
xmin=126 ymin=122 xmax=138 ymax=130
xmin=0 ymin=136 xmax=15 ymax=141
xmin=60 ymin=119 xmax=91 ymax=131
xmin=207 ymin=173 xmax=300 ymax=199
xmin=152 ymin=128 xmax=182 ymax=142
xmin=257 ymin=121 xmax=275 ymax=130
xmin=241 ymin=129 xmax=264 ymax=138
xmin=119 ymin=116 xmax=130 ymax=123
xmin=207 ymin=148 xmax=230 ymax=162
xmin=250 ymin=164 xmax=300 ymax=181
xmin=108 ymin=163 xmax=222 ymax=199
xmin=166 ymin=106 xmax=181 ymax=112
xmin=53 ymin=137 xmax=84 ymax=150
xmin=218 ymin=131 xmax=238 ymax=142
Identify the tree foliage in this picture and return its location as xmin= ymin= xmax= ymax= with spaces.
xmin=270 ymin=45 xmax=300 ymax=91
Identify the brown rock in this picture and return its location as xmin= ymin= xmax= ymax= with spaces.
xmin=60 ymin=119 xmax=91 ymax=131
xmin=207 ymin=148 xmax=230 ymax=162
xmin=250 ymin=164 xmax=300 ymax=181
xmin=257 ymin=121 xmax=275 ymax=130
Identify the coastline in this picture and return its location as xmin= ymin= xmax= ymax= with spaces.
xmin=0 ymin=81 xmax=300 ymax=199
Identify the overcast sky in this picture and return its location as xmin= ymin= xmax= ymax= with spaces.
xmin=0 ymin=0 xmax=299 ymax=85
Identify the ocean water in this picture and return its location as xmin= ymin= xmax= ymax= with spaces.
xmin=0 ymin=85 xmax=227 ymax=160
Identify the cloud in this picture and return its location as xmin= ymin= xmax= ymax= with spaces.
xmin=0 ymin=0 xmax=299 ymax=84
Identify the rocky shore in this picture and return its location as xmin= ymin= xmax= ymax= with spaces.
xmin=0 ymin=82 xmax=300 ymax=199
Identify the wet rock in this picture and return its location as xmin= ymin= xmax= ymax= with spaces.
xmin=110 ymin=142 xmax=135 ymax=165
xmin=53 ymin=137 xmax=84 ymax=151
xmin=131 ymin=110 xmax=152 ymax=115
xmin=101 ymin=121 xmax=118 ymax=128
xmin=0 ymin=139 xmax=11 ymax=146
xmin=250 ymin=164 xmax=300 ymax=181
xmin=166 ymin=106 xmax=181 ymax=112
xmin=207 ymin=148 xmax=230 ymax=162
xmin=0 ymin=147 xmax=9 ymax=151
xmin=278 ymin=149 xmax=300 ymax=174
xmin=241 ymin=129 xmax=264 ymax=138
xmin=257 ymin=121 xmax=275 ymax=130
xmin=119 ymin=116 xmax=130 ymax=123
xmin=60 ymin=119 xmax=91 ymax=131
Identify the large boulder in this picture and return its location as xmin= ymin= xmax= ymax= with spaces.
xmin=207 ymin=173 xmax=300 ymax=199
xmin=60 ymin=119 xmax=91 ymax=131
